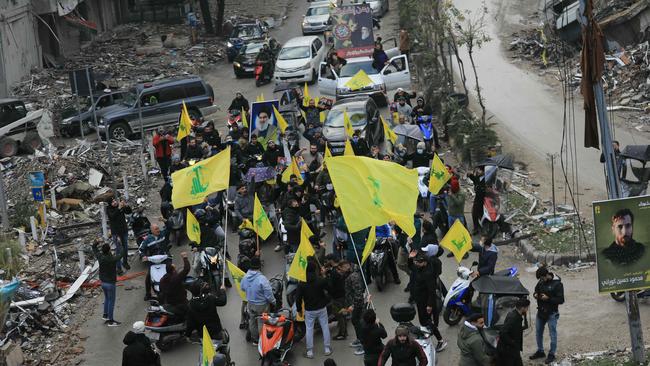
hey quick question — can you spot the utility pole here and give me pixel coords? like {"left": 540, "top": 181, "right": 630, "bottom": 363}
{"left": 578, "top": 0, "right": 645, "bottom": 362}
{"left": 547, "top": 153, "right": 557, "bottom": 217}
{"left": 0, "top": 171, "right": 9, "bottom": 231}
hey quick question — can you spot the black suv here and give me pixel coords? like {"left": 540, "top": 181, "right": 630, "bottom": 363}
{"left": 322, "top": 96, "right": 383, "bottom": 155}
{"left": 226, "top": 20, "right": 268, "bottom": 62}
{"left": 92, "top": 76, "right": 215, "bottom": 140}
{"left": 60, "top": 90, "right": 126, "bottom": 137}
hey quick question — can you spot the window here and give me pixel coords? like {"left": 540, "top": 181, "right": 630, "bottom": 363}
{"left": 112, "top": 93, "right": 123, "bottom": 101}
{"left": 324, "top": 107, "right": 367, "bottom": 127}
{"left": 0, "top": 103, "right": 27, "bottom": 126}
{"left": 96, "top": 96, "right": 111, "bottom": 109}
{"left": 313, "top": 38, "right": 323, "bottom": 51}
{"left": 306, "top": 6, "right": 330, "bottom": 16}
{"left": 278, "top": 46, "right": 311, "bottom": 60}
{"left": 158, "top": 86, "right": 186, "bottom": 103}
{"left": 141, "top": 92, "right": 160, "bottom": 106}
{"left": 339, "top": 60, "right": 379, "bottom": 77}
{"left": 185, "top": 82, "right": 206, "bottom": 98}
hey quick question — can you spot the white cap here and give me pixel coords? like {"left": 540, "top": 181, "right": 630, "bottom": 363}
{"left": 133, "top": 321, "right": 145, "bottom": 334}
{"left": 421, "top": 244, "right": 440, "bottom": 257}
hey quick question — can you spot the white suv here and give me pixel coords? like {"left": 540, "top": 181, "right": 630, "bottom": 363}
{"left": 274, "top": 36, "right": 327, "bottom": 84}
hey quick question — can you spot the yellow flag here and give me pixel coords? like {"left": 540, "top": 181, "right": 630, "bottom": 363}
{"left": 226, "top": 260, "right": 247, "bottom": 300}
{"left": 428, "top": 153, "right": 452, "bottom": 195}
{"left": 186, "top": 209, "right": 201, "bottom": 244}
{"left": 303, "top": 82, "right": 310, "bottom": 107}
{"left": 241, "top": 107, "right": 248, "bottom": 128}
{"left": 177, "top": 101, "right": 192, "bottom": 141}
{"left": 392, "top": 112, "right": 400, "bottom": 124}
{"left": 381, "top": 116, "right": 397, "bottom": 144}
{"left": 171, "top": 147, "right": 231, "bottom": 208}
{"left": 344, "top": 69, "right": 374, "bottom": 91}
{"left": 202, "top": 325, "right": 216, "bottom": 366}
{"left": 320, "top": 111, "right": 326, "bottom": 123}
{"left": 326, "top": 156, "right": 419, "bottom": 236}
{"left": 325, "top": 144, "right": 333, "bottom": 158}
{"left": 361, "top": 226, "right": 376, "bottom": 264}
{"left": 273, "top": 105, "right": 289, "bottom": 132}
{"left": 239, "top": 218, "right": 255, "bottom": 231}
{"left": 281, "top": 158, "right": 304, "bottom": 184}
{"left": 300, "top": 217, "right": 314, "bottom": 240}
{"left": 440, "top": 220, "right": 473, "bottom": 263}
{"left": 256, "top": 94, "right": 264, "bottom": 102}
{"left": 344, "top": 139, "right": 355, "bottom": 156}
{"left": 287, "top": 225, "right": 315, "bottom": 282}
{"left": 300, "top": 109, "right": 307, "bottom": 121}
{"left": 343, "top": 110, "right": 355, "bottom": 137}
{"left": 253, "top": 193, "right": 274, "bottom": 240}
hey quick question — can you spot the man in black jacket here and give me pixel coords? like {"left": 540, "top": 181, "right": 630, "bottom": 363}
{"left": 282, "top": 199, "right": 302, "bottom": 253}
{"left": 295, "top": 260, "right": 332, "bottom": 359}
{"left": 379, "top": 325, "right": 428, "bottom": 366}
{"left": 360, "top": 308, "right": 387, "bottom": 366}
{"left": 107, "top": 198, "right": 132, "bottom": 272}
{"left": 92, "top": 240, "right": 121, "bottom": 326}
{"left": 186, "top": 281, "right": 227, "bottom": 340}
{"left": 122, "top": 321, "right": 159, "bottom": 366}
{"left": 408, "top": 252, "right": 447, "bottom": 352}
{"left": 497, "top": 298, "right": 530, "bottom": 366}
{"left": 159, "top": 252, "right": 190, "bottom": 316}
{"left": 228, "top": 92, "right": 250, "bottom": 113}
{"left": 326, "top": 255, "right": 347, "bottom": 340}
{"left": 472, "top": 236, "right": 498, "bottom": 278}
{"left": 468, "top": 167, "right": 486, "bottom": 235}
{"left": 530, "top": 267, "right": 564, "bottom": 364}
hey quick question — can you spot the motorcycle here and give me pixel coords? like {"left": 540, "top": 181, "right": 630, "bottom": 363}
{"left": 255, "top": 60, "right": 273, "bottom": 87}
{"left": 416, "top": 115, "right": 436, "bottom": 152}
{"left": 611, "top": 289, "right": 650, "bottom": 302}
{"left": 196, "top": 329, "right": 234, "bottom": 366}
{"left": 258, "top": 309, "right": 296, "bottom": 366}
{"left": 196, "top": 247, "right": 228, "bottom": 293}
{"left": 227, "top": 109, "right": 243, "bottom": 130}
{"left": 147, "top": 254, "right": 170, "bottom": 296}
{"left": 316, "top": 184, "right": 337, "bottom": 225}
{"left": 369, "top": 237, "right": 398, "bottom": 292}
{"left": 130, "top": 208, "right": 152, "bottom": 246}
{"left": 166, "top": 205, "right": 185, "bottom": 247}
{"left": 481, "top": 187, "right": 513, "bottom": 240}
{"left": 390, "top": 303, "right": 437, "bottom": 365}
{"left": 442, "top": 262, "right": 520, "bottom": 326}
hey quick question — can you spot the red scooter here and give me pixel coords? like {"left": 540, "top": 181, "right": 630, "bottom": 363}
{"left": 258, "top": 310, "right": 295, "bottom": 366}
{"left": 255, "top": 60, "right": 273, "bottom": 87}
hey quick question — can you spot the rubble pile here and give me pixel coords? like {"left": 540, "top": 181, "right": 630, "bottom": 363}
{"left": 508, "top": 29, "right": 576, "bottom": 68}
{"left": 10, "top": 22, "right": 226, "bottom": 129}
{"left": 0, "top": 140, "right": 157, "bottom": 365}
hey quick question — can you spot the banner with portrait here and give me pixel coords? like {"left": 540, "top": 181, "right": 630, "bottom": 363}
{"left": 593, "top": 195, "right": 650, "bottom": 293}
{"left": 250, "top": 100, "right": 280, "bottom": 149}
{"left": 332, "top": 4, "right": 375, "bottom": 58}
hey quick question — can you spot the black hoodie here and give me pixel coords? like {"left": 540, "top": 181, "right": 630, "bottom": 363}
{"left": 295, "top": 269, "right": 330, "bottom": 311}
{"left": 122, "top": 331, "right": 158, "bottom": 366}
{"left": 186, "top": 289, "right": 228, "bottom": 338}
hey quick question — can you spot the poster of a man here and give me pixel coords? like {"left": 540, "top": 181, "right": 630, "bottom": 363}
{"left": 332, "top": 3, "right": 374, "bottom": 58}
{"left": 250, "top": 100, "right": 280, "bottom": 149}
{"left": 593, "top": 195, "right": 650, "bottom": 293}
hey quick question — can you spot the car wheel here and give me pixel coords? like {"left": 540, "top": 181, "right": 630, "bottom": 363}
{"left": 0, "top": 138, "right": 18, "bottom": 158}
{"left": 109, "top": 122, "right": 131, "bottom": 140}
{"left": 22, "top": 133, "right": 42, "bottom": 153}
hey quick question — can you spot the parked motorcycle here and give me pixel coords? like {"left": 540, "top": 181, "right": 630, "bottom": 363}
{"left": 258, "top": 309, "right": 296, "bottom": 366}
{"left": 369, "top": 237, "right": 398, "bottom": 292}
{"left": 255, "top": 60, "right": 273, "bottom": 87}
{"left": 167, "top": 206, "right": 185, "bottom": 247}
{"left": 196, "top": 247, "right": 228, "bottom": 293}
{"left": 390, "top": 303, "right": 437, "bottom": 365}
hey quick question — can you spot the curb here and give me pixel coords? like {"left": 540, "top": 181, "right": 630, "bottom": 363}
{"left": 515, "top": 237, "right": 595, "bottom": 266}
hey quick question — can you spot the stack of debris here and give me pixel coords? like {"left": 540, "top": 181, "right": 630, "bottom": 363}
{"left": 509, "top": 28, "right": 576, "bottom": 68}
{"left": 0, "top": 139, "right": 157, "bottom": 365}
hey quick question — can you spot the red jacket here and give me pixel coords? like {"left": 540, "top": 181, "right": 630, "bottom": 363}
{"left": 152, "top": 134, "right": 174, "bottom": 158}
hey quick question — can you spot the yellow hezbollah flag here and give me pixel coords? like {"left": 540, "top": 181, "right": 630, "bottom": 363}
{"left": 186, "top": 209, "right": 201, "bottom": 244}
{"left": 440, "top": 219, "right": 473, "bottom": 263}
{"left": 361, "top": 226, "right": 377, "bottom": 264}
{"left": 392, "top": 112, "right": 400, "bottom": 124}
{"left": 344, "top": 139, "right": 355, "bottom": 156}
{"left": 345, "top": 69, "right": 374, "bottom": 91}
{"left": 326, "top": 156, "right": 419, "bottom": 236}
{"left": 171, "top": 147, "right": 231, "bottom": 208}
{"left": 281, "top": 158, "right": 304, "bottom": 184}
{"left": 272, "top": 105, "right": 289, "bottom": 132}
{"left": 256, "top": 93, "right": 264, "bottom": 102}
{"left": 428, "top": 153, "right": 451, "bottom": 195}
{"left": 202, "top": 325, "right": 216, "bottom": 366}
{"left": 343, "top": 110, "right": 355, "bottom": 138}
{"left": 226, "top": 260, "right": 247, "bottom": 300}
{"left": 287, "top": 223, "right": 315, "bottom": 282}
{"left": 241, "top": 107, "right": 248, "bottom": 128}
{"left": 320, "top": 111, "right": 326, "bottom": 123}
{"left": 177, "top": 101, "right": 193, "bottom": 141}
{"left": 239, "top": 218, "right": 255, "bottom": 231}
{"left": 381, "top": 116, "right": 397, "bottom": 144}
{"left": 303, "top": 82, "right": 310, "bottom": 107}
{"left": 254, "top": 193, "right": 274, "bottom": 240}
{"left": 325, "top": 144, "right": 333, "bottom": 158}
{"left": 301, "top": 217, "right": 314, "bottom": 239}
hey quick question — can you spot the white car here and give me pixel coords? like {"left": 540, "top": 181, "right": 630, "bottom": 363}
{"left": 302, "top": 3, "right": 333, "bottom": 35}
{"left": 274, "top": 36, "right": 327, "bottom": 84}
{"left": 352, "top": 0, "right": 389, "bottom": 17}
{"left": 317, "top": 53, "right": 410, "bottom": 106}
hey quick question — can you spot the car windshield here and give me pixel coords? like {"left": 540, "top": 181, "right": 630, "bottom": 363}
{"left": 306, "top": 7, "right": 330, "bottom": 16}
{"left": 232, "top": 25, "right": 262, "bottom": 38}
{"left": 339, "top": 60, "right": 379, "bottom": 77}
{"left": 324, "top": 108, "right": 366, "bottom": 127}
{"left": 122, "top": 89, "right": 137, "bottom": 107}
{"left": 278, "top": 46, "right": 311, "bottom": 60}
{"left": 243, "top": 43, "right": 264, "bottom": 55}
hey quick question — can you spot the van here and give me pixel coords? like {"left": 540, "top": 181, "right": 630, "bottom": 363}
{"left": 274, "top": 36, "right": 328, "bottom": 84}
{"left": 322, "top": 96, "right": 383, "bottom": 155}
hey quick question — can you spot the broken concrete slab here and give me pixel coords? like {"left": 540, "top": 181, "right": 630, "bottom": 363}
{"left": 88, "top": 168, "right": 103, "bottom": 187}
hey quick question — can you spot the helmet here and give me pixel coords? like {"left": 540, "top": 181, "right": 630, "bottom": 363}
{"left": 193, "top": 209, "right": 206, "bottom": 220}
{"left": 416, "top": 142, "right": 425, "bottom": 150}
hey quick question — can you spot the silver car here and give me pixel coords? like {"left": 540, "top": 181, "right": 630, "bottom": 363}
{"left": 302, "top": 3, "right": 332, "bottom": 35}
{"left": 352, "top": 0, "right": 389, "bottom": 17}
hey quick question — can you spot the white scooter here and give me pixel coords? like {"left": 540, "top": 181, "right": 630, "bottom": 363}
{"left": 390, "top": 303, "right": 437, "bottom": 365}
{"left": 147, "top": 254, "right": 170, "bottom": 295}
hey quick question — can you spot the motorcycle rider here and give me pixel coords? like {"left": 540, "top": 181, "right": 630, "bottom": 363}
{"left": 351, "top": 131, "right": 370, "bottom": 157}
{"left": 393, "top": 88, "right": 417, "bottom": 106}
{"left": 262, "top": 140, "right": 282, "bottom": 167}
{"left": 467, "top": 167, "right": 486, "bottom": 235}
{"left": 202, "top": 122, "right": 222, "bottom": 155}
{"left": 300, "top": 98, "right": 322, "bottom": 126}
{"left": 471, "top": 236, "right": 498, "bottom": 278}
{"left": 122, "top": 321, "right": 159, "bottom": 366}
{"left": 185, "top": 137, "right": 205, "bottom": 161}
{"left": 255, "top": 43, "right": 275, "bottom": 80}
{"left": 412, "top": 96, "right": 432, "bottom": 117}
{"left": 233, "top": 183, "right": 254, "bottom": 229}
{"left": 246, "top": 134, "right": 265, "bottom": 156}
{"left": 228, "top": 92, "right": 250, "bottom": 113}
{"left": 281, "top": 198, "right": 302, "bottom": 253}
{"left": 530, "top": 266, "right": 564, "bottom": 364}
{"left": 159, "top": 252, "right": 191, "bottom": 316}
{"left": 107, "top": 198, "right": 132, "bottom": 273}
{"left": 403, "top": 142, "right": 433, "bottom": 168}
{"left": 375, "top": 223, "right": 400, "bottom": 285}
{"left": 240, "top": 257, "right": 276, "bottom": 345}
{"left": 395, "top": 97, "right": 413, "bottom": 121}
{"left": 378, "top": 325, "right": 428, "bottom": 366}
{"left": 185, "top": 281, "right": 228, "bottom": 341}
{"left": 140, "top": 224, "right": 170, "bottom": 301}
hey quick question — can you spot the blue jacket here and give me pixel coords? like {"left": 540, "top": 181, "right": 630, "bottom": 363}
{"left": 478, "top": 244, "right": 498, "bottom": 276}
{"left": 376, "top": 224, "right": 392, "bottom": 238}
{"left": 240, "top": 270, "right": 275, "bottom": 306}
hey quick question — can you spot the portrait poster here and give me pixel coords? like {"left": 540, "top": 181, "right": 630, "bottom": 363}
{"left": 332, "top": 4, "right": 375, "bottom": 58}
{"left": 593, "top": 195, "right": 650, "bottom": 293}
{"left": 250, "top": 100, "right": 280, "bottom": 149}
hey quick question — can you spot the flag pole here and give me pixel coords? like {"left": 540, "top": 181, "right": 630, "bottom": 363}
{"left": 222, "top": 196, "right": 228, "bottom": 287}
{"left": 349, "top": 234, "right": 375, "bottom": 309}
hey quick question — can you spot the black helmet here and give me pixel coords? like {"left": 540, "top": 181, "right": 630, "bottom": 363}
{"left": 193, "top": 209, "right": 207, "bottom": 220}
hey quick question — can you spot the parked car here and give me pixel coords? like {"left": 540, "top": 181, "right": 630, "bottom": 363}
{"left": 59, "top": 90, "right": 126, "bottom": 137}
{"left": 322, "top": 96, "right": 383, "bottom": 155}
{"left": 226, "top": 20, "right": 268, "bottom": 62}
{"left": 274, "top": 36, "right": 328, "bottom": 84}
{"left": 302, "top": 3, "right": 333, "bottom": 35}
{"left": 352, "top": 0, "right": 389, "bottom": 17}
{"left": 92, "top": 76, "right": 216, "bottom": 140}
{"left": 0, "top": 98, "right": 43, "bottom": 157}
{"left": 318, "top": 53, "right": 410, "bottom": 106}
{"left": 233, "top": 39, "right": 281, "bottom": 78}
